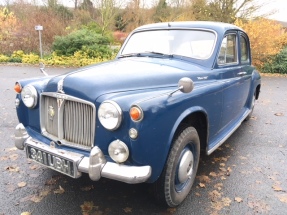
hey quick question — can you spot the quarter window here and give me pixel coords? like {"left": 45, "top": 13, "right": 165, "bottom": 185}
{"left": 217, "top": 34, "right": 237, "bottom": 65}
{"left": 240, "top": 35, "right": 249, "bottom": 62}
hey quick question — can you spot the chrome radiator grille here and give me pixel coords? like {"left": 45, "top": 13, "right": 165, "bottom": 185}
{"left": 40, "top": 93, "right": 96, "bottom": 150}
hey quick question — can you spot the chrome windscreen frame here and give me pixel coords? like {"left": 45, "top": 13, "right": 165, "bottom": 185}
{"left": 40, "top": 92, "right": 96, "bottom": 151}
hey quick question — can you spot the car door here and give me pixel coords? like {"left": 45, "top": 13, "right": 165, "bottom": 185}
{"left": 217, "top": 31, "right": 251, "bottom": 129}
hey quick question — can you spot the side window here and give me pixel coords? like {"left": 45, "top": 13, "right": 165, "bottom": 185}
{"left": 217, "top": 34, "right": 237, "bottom": 65}
{"left": 240, "top": 35, "right": 249, "bottom": 62}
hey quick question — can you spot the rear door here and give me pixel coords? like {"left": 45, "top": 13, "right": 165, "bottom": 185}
{"left": 217, "top": 31, "right": 251, "bottom": 129}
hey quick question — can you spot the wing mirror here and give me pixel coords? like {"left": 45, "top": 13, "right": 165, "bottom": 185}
{"left": 178, "top": 77, "right": 194, "bottom": 93}
{"left": 169, "top": 77, "right": 194, "bottom": 96}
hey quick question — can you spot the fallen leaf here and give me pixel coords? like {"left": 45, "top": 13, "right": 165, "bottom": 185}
{"left": 276, "top": 194, "right": 287, "bottom": 203}
{"left": 274, "top": 113, "right": 283, "bottom": 116}
{"left": 248, "top": 200, "right": 271, "bottom": 212}
{"left": 80, "top": 185, "right": 94, "bottom": 191}
{"left": 222, "top": 197, "right": 232, "bottom": 206}
{"left": 214, "top": 183, "right": 223, "bottom": 190}
{"left": 45, "top": 176, "right": 61, "bottom": 185}
{"left": 235, "top": 197, "right": 243, "bottom": 203}
{"left": 29, "top": 165, "right": 38, "bottom": 170}
{"left": 6, "top": 166, "right": 20, "bottom": 172}
{"left": 30, "top": 195, "right": 43, "bottom": 203}
{"left": 54, "top": 185, "right": 65, "bottom": 194}
{"left": 9, "top": 154, "right": 19, "bottom": 161}
{"left": 219, "top": 167, "right": 227, "bottom": 172}
{"left": 80, "top": 201, "right": 94, "bottom": 214}
{"left": 209, "top": 190, "right": 221, "bottom": 202}
{"left": 220, "top": 163, "right": 225, "bottom": 167}
{"left": 7, "top": 147, "right": 18, "bottom": 152}
{"left": 18, "top": 182, "right": 27, "bottom": 188}
{"left": 0, "top": 156, "right": 9, "bottom": 161}
{"left": 20, "top": 212, "right": 31, "bottom": 215}
{"left": 167, "top": 207, "right": 176, "bottom": 213}
{"left": 272, "top": 184, "right": 282, "bottom": 192}
{"left": 123, "top": 207, "right": 132, "bottom": 213}
{"left": 211, "top": 201, "right": 224, "bottom": 211}
{"left": 239, "top": 156, "right": 247, "bottom": 160}
{"left": 209, "top": 172, "right": 217, "bottom": 177}
{"left": 199, "top": 183, "right": 205, "bottom": 188}
{"left": 197, "top": 175, "right": 211, "bottom": 183}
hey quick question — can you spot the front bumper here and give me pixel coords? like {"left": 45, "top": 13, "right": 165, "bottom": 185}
{"left": 15, "top": 123, "right": 152, "bottom": 184}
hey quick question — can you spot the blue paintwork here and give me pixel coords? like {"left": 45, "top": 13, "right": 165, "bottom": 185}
{"left": 15, "top": 21, "right": 261, "bottom": 183}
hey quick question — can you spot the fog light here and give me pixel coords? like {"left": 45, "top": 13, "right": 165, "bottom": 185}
{"left": 108, "top": 140, "right": 129, "bottom": 163}
{"left": 129, "top": 128, "right": 138, "bottom": 139}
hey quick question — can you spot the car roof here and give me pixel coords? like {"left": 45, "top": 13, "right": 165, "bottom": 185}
{"left": 135, "top": 21, "right": 243, "bottom": 33}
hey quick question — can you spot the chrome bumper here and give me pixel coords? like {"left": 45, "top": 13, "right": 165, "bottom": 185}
{"left": 14, "top": 123, "right": 152, "bottom": 184}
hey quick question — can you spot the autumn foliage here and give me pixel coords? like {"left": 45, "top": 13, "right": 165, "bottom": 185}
{"left": 235, "top": 18, "right": 287, "bottom": 69}
{"left": 0, "top": 8, "right": 19, "bottom": 52}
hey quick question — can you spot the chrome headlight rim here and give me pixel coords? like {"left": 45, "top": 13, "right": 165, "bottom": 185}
{"left": 21, "top": 85, "right": 38, "bottom": 108}
{"left": 98, "top": 100, "right": 122, "bottom": 131}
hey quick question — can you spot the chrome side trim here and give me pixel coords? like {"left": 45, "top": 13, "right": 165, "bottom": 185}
{"left": 207, "top": 109, "right": 250, "bottom": 155}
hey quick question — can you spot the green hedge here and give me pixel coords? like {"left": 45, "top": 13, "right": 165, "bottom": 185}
{"left": 262, "top": 46, "right": 287, "bottom": 74}
{"left": 52, "top": 28, "right": 113, "bottom": 59}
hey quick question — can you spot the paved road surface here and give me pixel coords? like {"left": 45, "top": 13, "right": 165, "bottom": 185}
{"left": 0, "top": 64, "right": 286, "bottom": 215}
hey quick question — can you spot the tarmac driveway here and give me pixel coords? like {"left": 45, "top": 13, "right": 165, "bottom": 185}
{"left": 0, "top": 64, "right": 286, "bottom": 215}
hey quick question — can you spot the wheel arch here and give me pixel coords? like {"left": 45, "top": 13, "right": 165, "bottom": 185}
{"left": 168, "top": 107, "right": 209, "bottom": 156}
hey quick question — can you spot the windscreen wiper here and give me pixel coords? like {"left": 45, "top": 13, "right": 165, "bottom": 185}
{"left": 118, "top": 52, "right": 174, "bottom": 59}
{"left": 143, "top": 51, "right": 174, "bottom": 58}
{"left": 118, "top": 53, "right": 143, "bottom": 58}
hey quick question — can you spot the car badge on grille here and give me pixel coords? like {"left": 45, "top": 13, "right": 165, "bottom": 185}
{"left": 48, "top": 106, "right": 55, "bottom": 120}
{"left": 57, "top": 98, "right": 64, "bottom": 109}
{"left": 57, "top": 79, "right": 64, "bottom": 93}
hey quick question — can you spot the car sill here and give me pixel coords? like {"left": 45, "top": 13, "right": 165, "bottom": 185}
{"left": 207, "top": 109, "right": 251, "bottom": 155}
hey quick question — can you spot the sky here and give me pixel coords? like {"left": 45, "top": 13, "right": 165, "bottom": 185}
{"left": 262, "top": 0, "right": 287, "bottom": 22}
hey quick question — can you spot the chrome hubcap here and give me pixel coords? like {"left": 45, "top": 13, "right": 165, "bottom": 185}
{"left": 178, "top": 150, "right": 194, "bottom": 183}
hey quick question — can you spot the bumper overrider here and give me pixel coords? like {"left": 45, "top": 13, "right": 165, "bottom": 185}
{"left": 15, "top": 123, "right": 152, "bottom": 184}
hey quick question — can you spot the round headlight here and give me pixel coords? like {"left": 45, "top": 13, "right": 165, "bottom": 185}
{"left": 108, "top": 140, "right": 129, "bottom": 163}
{"left": 98, "top": 101, "right": 122, "bottom": 130}
{"left": 21, "top": 85, "right": 38, "bottom": 108}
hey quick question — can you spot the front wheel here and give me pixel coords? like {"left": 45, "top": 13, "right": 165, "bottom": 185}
{"left": 153, "top": 126, "right": 200, "bottom": 207}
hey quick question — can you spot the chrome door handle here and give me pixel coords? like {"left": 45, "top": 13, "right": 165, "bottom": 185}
{"left": 237, "top": 72, "right": 247, "bottom": 76}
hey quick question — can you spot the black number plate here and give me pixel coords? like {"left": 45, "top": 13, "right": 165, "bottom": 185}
{"left": 26, "top": 145, "right": 75, "bottom": 177}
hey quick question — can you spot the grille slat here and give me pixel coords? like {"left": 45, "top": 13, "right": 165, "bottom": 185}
{"left": 41, "top": 94, "right": 95, "bottom": 150}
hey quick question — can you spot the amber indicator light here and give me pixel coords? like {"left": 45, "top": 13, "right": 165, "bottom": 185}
{"left": 130, "top": 106, "right": 142, "bottom": 121}
{"left": 14, "top": 83, "right": 22, "bottom": 93}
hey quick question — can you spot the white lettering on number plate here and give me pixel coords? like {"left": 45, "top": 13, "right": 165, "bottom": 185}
{"left": 28, "top": 146, "right": 74, "bottom": 177}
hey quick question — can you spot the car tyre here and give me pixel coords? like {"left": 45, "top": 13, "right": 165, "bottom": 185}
{"left": 245, "top": 93, "right": 256, "bottom": 121}
{"left": 152, "top": 126, "right": 200, "bottom": 207}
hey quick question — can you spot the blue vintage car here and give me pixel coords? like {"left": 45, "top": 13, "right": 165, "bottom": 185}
{"left": 14, "top": 21, "right": 261, "bottom": 207}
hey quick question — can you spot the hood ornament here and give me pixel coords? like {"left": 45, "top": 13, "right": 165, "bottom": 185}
{"left": 57, "top": 79, "right": 65, "bottom": 94}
